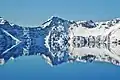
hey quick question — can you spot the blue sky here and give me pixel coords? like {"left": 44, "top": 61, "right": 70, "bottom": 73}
{"left": 0, "top": 0, "right": 120, "bottom": 26}
{"left": 0, "top": 0, "right": 120, "bottom": 80}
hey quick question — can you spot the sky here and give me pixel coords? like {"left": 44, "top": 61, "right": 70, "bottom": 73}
{"left": 0, "top": 0, "right": 120, "bottom": 80}
{"left": 0, "top": 0, "right": 120, "bottom": 26}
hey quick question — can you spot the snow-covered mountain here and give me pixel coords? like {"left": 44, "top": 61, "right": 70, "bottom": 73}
{"left": 0, "top": 16, "right": 120, "bottom": 66}
{"left": 68, "top": 17, "right": 120, "bottom": 66}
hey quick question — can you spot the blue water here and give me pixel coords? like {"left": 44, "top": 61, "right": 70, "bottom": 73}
{"left": 0, "top": 56, "right": 120, "bottom": 80}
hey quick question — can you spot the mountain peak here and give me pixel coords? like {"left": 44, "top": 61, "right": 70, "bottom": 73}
{"left": 42, "top": 16, "right": 69, "bottom": 28}
{"left": 0, "top": 17, "right": 9, "bottom": 25}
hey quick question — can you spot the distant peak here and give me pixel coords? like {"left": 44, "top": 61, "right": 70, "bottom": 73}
{"left": 0, "top": 17, "right": 16, "bottom": 26}
{"left": 0, "top": 17, "right": 6, "bottom": 24}
{"left": 47, "top": 16, "right": 66, "bottom": 21}
{"left": 42, "top": 16, "right": 68, "bottom": 28}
